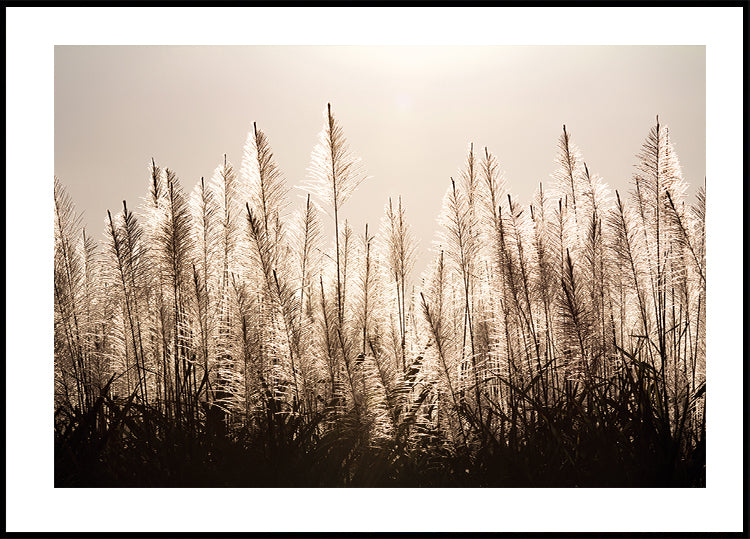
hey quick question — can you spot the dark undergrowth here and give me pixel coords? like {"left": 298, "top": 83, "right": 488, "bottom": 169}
{"left": 55, "top": 374, "right": 705, "bottom": 488}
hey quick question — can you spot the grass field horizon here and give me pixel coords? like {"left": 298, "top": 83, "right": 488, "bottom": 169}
{"left": 54, "top": 103, "right": 705, "bottom": 487}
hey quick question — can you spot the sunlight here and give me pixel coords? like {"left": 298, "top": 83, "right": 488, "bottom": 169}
{"left": 395, "top": 92, "right": 413, "bottom": 111}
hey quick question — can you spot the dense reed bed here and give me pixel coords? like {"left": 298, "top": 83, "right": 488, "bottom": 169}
{"left": 54, "top": 105, "right": 705, "bottom": 487}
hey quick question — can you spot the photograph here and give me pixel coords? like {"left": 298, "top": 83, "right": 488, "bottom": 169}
{"left": 53, "top": 44, "right": 707, "bottom": 489}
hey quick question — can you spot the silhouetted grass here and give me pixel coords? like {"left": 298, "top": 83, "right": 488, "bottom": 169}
{"left": 55, "top": 369, "right": 705, "bottom": 488}
{"left": 54, "top": 109, "right": 705, "bottom": 489}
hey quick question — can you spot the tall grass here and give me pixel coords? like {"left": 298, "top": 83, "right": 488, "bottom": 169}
{"left": 54, "top": 107, "right": 706, "bottom": 487}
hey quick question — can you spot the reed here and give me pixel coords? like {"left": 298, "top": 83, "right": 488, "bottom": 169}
{"left": 54, "top": 109, "right": 705, "bottom": 487}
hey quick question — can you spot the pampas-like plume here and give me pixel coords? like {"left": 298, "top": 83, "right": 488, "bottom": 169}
{"left": 242, "top": 122, "right": 299, "bottom": 407}
{"left": 632, "top": 118, "right": 688, "bottom": 422}
{"left": 245, "top": 202, "right": 302, "bottom": 408}
{"left": 607, "top": 190, "right": 651, "bottom": 342}
{"left": 479, "top": 147, "right": 507, "bottom": 236}
{"left": 54, "top": 178, "right": 92, "bottom": 412}
{"left": 439, "top": 179, "right": 480, "bottom": 293}
{"left": 105, "top": 201, "right": 150, "bottom": 402}
{"left": 665, "top": 190, "right": 705, "bottom": 285}
{"left": 209, "top": 156, "right": 242, "bottom": 282}
{"left": 189, "top": 177, "right": 219, "bottom": 402}
{"left": 530, "top": 183, "right": 559, "bottom": 363}
{"left": 632, "top": 119, "right": 688, "bottom": 294}
{"left": 459, "top": 143, "right": 480, "bottom": 213}
{"left": 242, "top": 122, "right": 289, "bottom": 242}
{"left": 558, "top": 248, "right": 592, "bottom": 385}
{"left": 287, "top": 194, "right": 325, "bottom": 413}
{"left": 438, "top": 170, "right": 482, "bottom": 422}
{"left": 80, "top": 228, "right": 108, "bottom": 398}
{"left": 358, "top": 223, "right": 376, "bottom": 358}
{"left": 553, "top": 125, "right": 585, "bottom": 230}
{"left": 380, "top": 196, "right": 418, "bottom": 373}
{"left": 291, "top": 194, "right": 323, "bottom": 319}
{"left": 579, "top": 164, "right": 612, "bottom": 376}
{"left": 420, "top": 251, "right": 468, "bottom": 446}
{"left": 351, "top": 223, "right": 383, "bottom": 433}
{"left": 150, "top": 168, "right": 196, "bottom": 423}
{"left": 204, "top": 156, "right": 243, "bottom": 417}
{"left": 299, "top": 103, "right": 369, "bottom": 328}
{"left": 504, "top": 194, "right": 540, "bottom": 356}
{"left": 300, "top": 104, "right": 369, "bottom": 214}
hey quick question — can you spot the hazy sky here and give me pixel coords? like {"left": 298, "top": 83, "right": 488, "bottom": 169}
{"left": 55, "top": 45, "right": 705, "bottom": 277}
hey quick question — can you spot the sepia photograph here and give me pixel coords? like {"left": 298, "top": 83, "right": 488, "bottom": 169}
{"left": 53, "top": 44, "right": 707, "bottom": 489}
{"left": 6, "top": 6, "right": 744, "bottom": 535}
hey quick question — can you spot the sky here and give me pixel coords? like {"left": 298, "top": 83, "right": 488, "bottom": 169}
{"left": 55, "top": 45, "right": 705, "bottom": 279}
